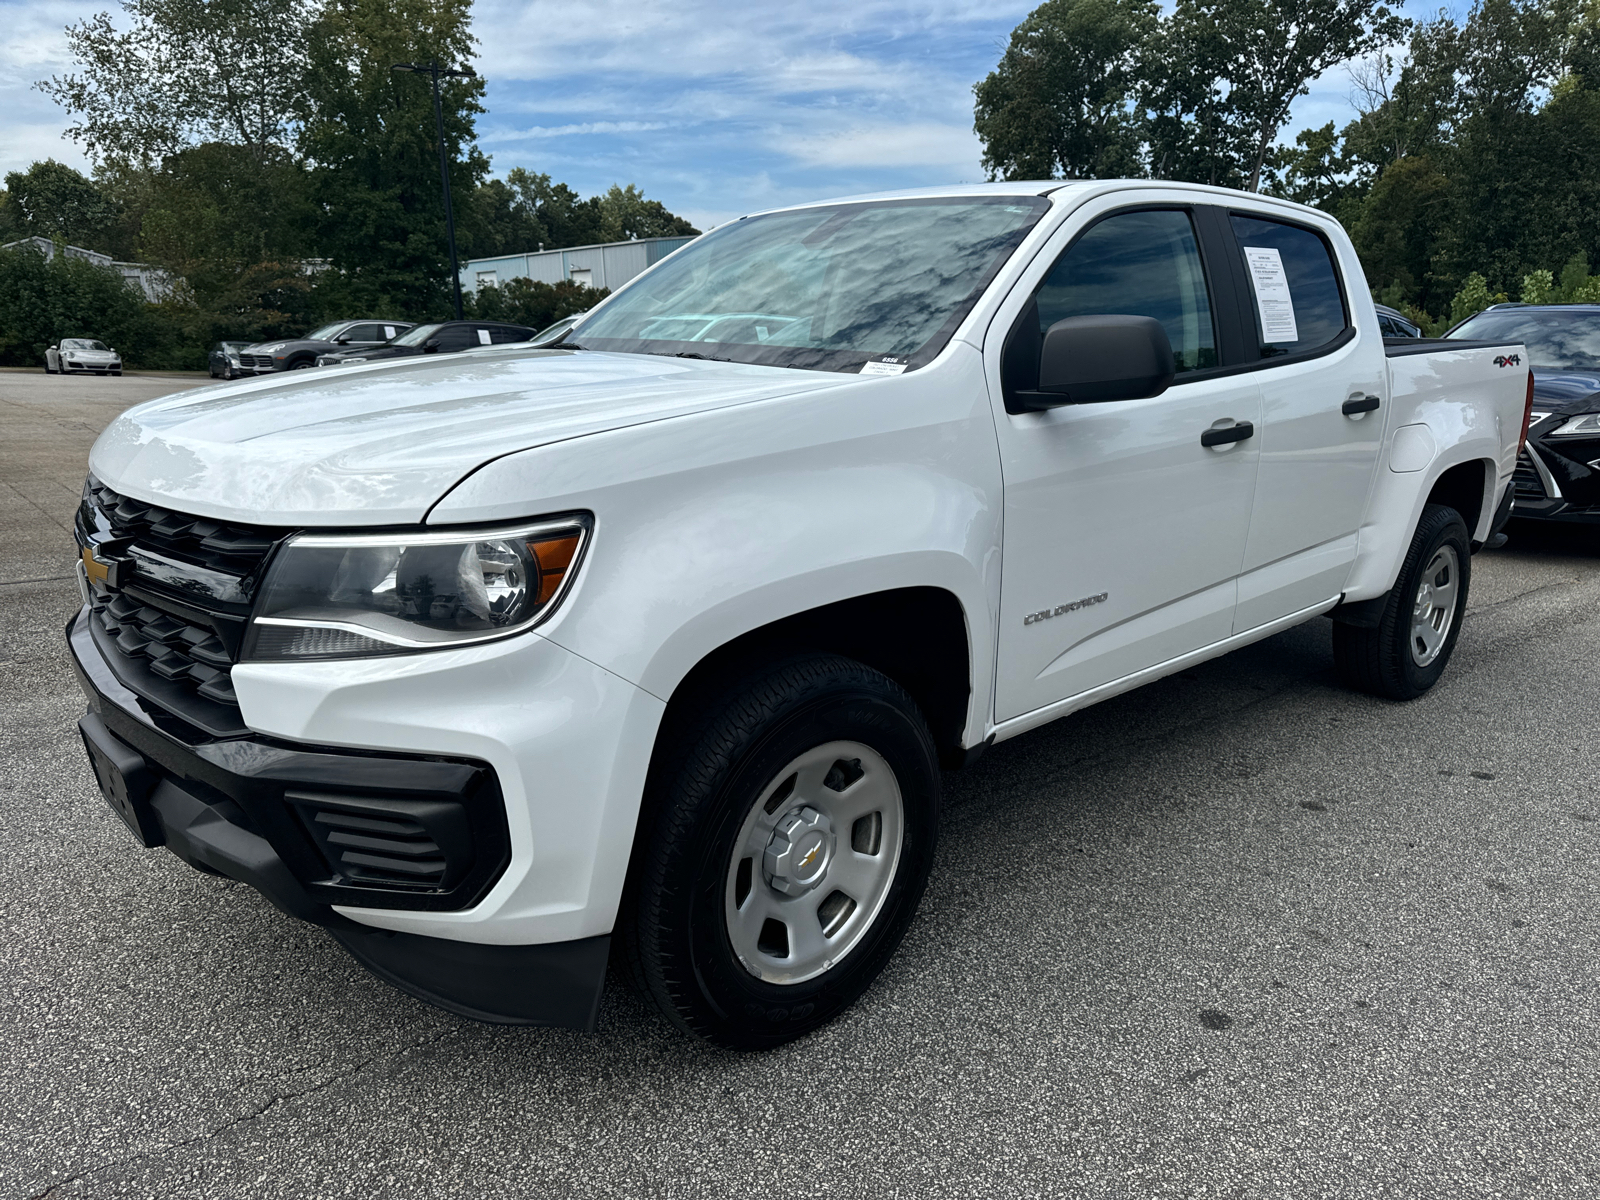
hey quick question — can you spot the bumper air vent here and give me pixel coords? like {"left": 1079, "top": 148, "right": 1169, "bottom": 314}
{"left": 1512, "top": 451, "right": 1546, "bottom": 501}
{"left": 289, "top": 792, "right": 476, "bottom": 893}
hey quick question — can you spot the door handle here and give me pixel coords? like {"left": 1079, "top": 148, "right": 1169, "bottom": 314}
{"left": 1200, "top": 421, "right": 1254, "bottom": 447}
{"left": 1343, "top": 393, "right": 1381, "bottom": 416}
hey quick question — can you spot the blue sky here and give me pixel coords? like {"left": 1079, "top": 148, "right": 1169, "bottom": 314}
{"left": 2, "top": 0, "right": 1465, "bottom": 232}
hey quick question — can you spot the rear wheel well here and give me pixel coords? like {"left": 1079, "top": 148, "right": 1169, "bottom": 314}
{"left": 1426, "top": 460, "right": 1489, "bottom": 541}
{"left": 655, "top": 587, "right": 974, "bottom": 770}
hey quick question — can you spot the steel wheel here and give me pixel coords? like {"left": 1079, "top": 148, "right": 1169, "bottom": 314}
{"left": 724, "top": 739, "right": 904, "bottom": 985}
{"left": 1410, "top": 544, "right": 1459, "bottom": 666}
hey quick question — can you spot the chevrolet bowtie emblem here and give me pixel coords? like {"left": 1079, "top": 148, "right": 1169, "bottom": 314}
{"left": 81, "top": 543, "right": 132, "bottom": 589}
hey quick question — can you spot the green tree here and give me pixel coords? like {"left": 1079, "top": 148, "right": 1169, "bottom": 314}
{"left": 469, "top": 278, "right": 606, "bottom": 330}
{"left": 1, "top": 160, "right": 118, "bottom": 248}
{"left": 973, "top": 0, "right": 1158, "bottom": 180}
{"left": 1160, "top": 0, "right": 1409, "bottom": 192}
{"left": 296, "top": 0, "right": 488, "bottom": 317}
{"left": 38, "top": 0, "right": 314, "bottom": 165}
{"left": 595, "top": 184, "right": 699, "bottom": 242}
{"left": 0, "top": 241, "right": 149, "bottom": 365}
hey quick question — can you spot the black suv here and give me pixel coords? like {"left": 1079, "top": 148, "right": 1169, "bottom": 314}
{"left": 239, "top": 320, "right": 413, "bottom": 374}
{"left": 316, "top": 321, "right": 537, "bottom": 366}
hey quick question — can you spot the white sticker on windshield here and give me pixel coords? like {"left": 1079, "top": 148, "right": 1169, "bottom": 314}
{"left": 477, "top": 328, "right": 493, "bottom": 345}
{"left": 1242, "top": 246, "right": 1299, "bottom": 343}
{"left": 860, "top": 357, "right": 909, "bottom": 376}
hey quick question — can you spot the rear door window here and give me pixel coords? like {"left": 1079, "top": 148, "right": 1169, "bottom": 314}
{"left": 1229, "top": 215, "right": 1347, "bottom": 357}
{"left": 345, "top": 324, "right": 386, "bottom": 343}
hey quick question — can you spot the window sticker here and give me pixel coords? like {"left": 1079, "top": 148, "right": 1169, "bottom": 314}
{"left": 860, "top": 355, "right": 909, "bottom": 376}
{"left": 1242, "top": 246, "right": 1299, "bottom": 343}
{"left": 477, "top": 328, "right": 493, "bottom": 345}
{"left": 384, "top": 326, "right": 396, "bottom": 339}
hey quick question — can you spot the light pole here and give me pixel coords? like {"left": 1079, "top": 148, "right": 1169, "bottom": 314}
{"left": 392, "top": 60, "right": 476, "bottom": 320}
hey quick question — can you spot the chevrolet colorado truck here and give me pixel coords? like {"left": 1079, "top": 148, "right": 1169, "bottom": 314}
{"left": 68, "top": 181, "right": 1532, "bottom": 1049}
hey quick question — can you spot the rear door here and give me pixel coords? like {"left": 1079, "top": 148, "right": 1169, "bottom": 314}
{"left": 988, "top": 198, "right": 1264, "bottom": 722}
{"left": 1219, "top": 211, "right": 1388, "bottom": 631}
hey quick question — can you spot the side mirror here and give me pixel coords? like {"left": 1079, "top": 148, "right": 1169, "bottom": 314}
{"left": 423, "top": 339, "right": 440, "bottom": 351}
{"left": 334, "top": 335, "right": 350, "bottom": 344}
{"left": 1014, "top": 315, "right": 1176, "bottom": 412}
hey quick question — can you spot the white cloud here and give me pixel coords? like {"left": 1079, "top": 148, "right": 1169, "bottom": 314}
{"left": 785, "top": 121, "right": 981, "bottom": 171}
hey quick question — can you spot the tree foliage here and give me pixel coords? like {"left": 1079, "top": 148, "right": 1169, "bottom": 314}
{"left": 11, "top": 0, "right": 697, "bottom": 367}
{"left": 977, "top": 0, "right": 1600, "bottom": 329}
{"left": 1, "top": 160, "right": 118, "bottom": 247}
{"left": 973, "top": 0, "right": 1157, "bottom": 180}
{"left": 468, "top": 277, "right": 607, "bottom": 331}
{"left": 39, "top": 0, "right": 315, "bottom": 164}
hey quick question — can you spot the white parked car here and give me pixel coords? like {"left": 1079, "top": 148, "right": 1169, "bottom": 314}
{"left": 46, "top": 338, "right": 122, "bottom": 375}
{"left": 68, "top": 181, "right": 1531, "bottom": 1049}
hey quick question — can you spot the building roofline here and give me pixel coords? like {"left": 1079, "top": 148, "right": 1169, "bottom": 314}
{"left": 464, "top": 234, "right": 696, "bottom": 266}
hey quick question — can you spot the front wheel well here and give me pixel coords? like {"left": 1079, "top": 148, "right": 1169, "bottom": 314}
{"left": 1426, "top": 460, "right": 1490, "bottom": 542}
{"left": 656, "top": 587, "right": 974, "bottom": 769}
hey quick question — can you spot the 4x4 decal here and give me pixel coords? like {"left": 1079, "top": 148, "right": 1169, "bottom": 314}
{"left": 1494, "top": 353, "right": 1522, "bottom": 367}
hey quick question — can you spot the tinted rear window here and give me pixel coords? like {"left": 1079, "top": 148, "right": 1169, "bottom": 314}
{"left": 1230, "top": 215, "right": 1347, "bottom": 357}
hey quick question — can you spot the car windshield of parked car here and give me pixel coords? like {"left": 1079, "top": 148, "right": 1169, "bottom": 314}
{"left": 62, "top": 339, "right": 107, "bottom": 351}
{"left": 391, "top": 324, "right": 443, "bottom": 347}
{"left": 1448, "top": 309, "right": 1600, "bottom": 371}
{"left": 571, "top": 196, "right": 1050, "bottom": 373}
{"left": 303, "top": 323, "right": 346, "bottom": 342}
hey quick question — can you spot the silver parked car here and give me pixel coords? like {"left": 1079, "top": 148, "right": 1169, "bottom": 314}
{"left": 45, "top": 338, "right": 122, "bottom": 376}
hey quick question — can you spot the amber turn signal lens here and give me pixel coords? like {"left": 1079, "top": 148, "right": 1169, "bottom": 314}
{"left": 530, "top": 534, "right": 581, "bottom": 604}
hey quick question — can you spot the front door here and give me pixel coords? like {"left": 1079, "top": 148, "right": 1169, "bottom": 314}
{"left": 991, "top": 204, "right": 1263, "bottom": 723}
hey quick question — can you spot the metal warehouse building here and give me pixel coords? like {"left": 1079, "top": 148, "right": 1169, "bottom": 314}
{"left": 460, "top": 235, "right": 696, "bottom": 295}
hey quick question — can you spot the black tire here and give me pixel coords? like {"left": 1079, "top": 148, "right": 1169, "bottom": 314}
{"left": 619, "top": 654, "right": 940, "bottom": 1050}
{"left": 1333, "top": 503, "right": 1471, "bottom": 700}
{"left": 111, "top": 370, "right": 121, "bottom": 377}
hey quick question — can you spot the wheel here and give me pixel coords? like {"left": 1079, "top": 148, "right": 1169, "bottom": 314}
{"left": 291, "top": 360, "right": 313, "bottom": 370}
{"left": 620, "top": 654, "right": 940, "bottom": 1049}
{"left": 1333, "top": 503, "right": 1471, "bottom": 700}
{"left": 111, "top": 370, "right": 121, "bottom": 377}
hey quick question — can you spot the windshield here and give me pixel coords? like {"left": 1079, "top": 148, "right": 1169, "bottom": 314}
{"left": 391, "top": 323, "right": 443, "bottom": 347}
{"left": 572, "top": 196, "right": 1050, "bottom": 373}
{"left": 304, "top": 323, "right": 346, "bottom": 342}
{"left": 1448, "top": 309, "right": 1600, "bottom": 371}
{"left": 62, "top": 339, "right": 107, "bottom": 350}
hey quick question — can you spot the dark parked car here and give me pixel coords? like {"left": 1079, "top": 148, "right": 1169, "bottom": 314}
{"left": 239, "top": 320, "right": 412, "bottom": 374}
{"left": 315, "top": 321, "right": 537, "bottom": 366}
{"left": 1376, "top": 303, "right": 1421, "bottom": 338}
{"left": 1445, "top": 304, "right": 1600, "bottom": 525}
{"left": 208, "top": 340, "right": 252, "bottom": 380}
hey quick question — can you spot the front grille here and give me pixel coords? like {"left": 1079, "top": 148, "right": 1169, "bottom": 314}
{"left": 1513, "top": 450, "right": 1546, "bottom": 501}
{"left": 289, "top": 791, "right": 475, "bottom": 893}
{"left": 77, "top": 477, "right": 290, "bottom": 738}
{"left": 240, "top": 353, "right": 277, "bottom": 370}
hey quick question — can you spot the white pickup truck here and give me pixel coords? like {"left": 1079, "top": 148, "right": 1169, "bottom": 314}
{"left": 69, "top": 181, "right": 1532, "bottom": 1049}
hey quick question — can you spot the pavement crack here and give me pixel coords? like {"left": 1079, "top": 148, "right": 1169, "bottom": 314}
{"left": 23, "top": 1028, "right": 455, "bottom": 1196}
{"left": 1465, "top": 577, "right": 1587, "bottom": 619}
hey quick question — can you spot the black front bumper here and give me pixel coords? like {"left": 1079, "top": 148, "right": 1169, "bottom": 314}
{"left": 67, "top": 609, "right": 610, "bottom": 1031}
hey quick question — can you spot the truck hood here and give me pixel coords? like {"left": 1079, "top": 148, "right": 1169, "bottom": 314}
{"left": 90, "top": 349, "right": 845, "bottom": 526}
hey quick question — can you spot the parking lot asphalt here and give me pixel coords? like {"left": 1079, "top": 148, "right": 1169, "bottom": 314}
{"left": 3, "top": 371, "right": 1597, "bottom": 1198}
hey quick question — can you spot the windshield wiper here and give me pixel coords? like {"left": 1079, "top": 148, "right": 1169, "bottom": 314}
{"left": 673, "top": 351, "right": 735, "bottom": 362}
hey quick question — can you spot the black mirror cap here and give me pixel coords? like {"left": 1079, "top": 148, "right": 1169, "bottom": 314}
{"left": 1021, "top": 315, "right": 1176, "bottom": 410}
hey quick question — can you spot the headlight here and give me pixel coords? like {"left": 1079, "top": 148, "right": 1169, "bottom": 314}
{"left": 1550, "top": 412, "right": 1600, "bottom": 437}
{"left": 242, "top": 516, "right": 591, "bottom": 661}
